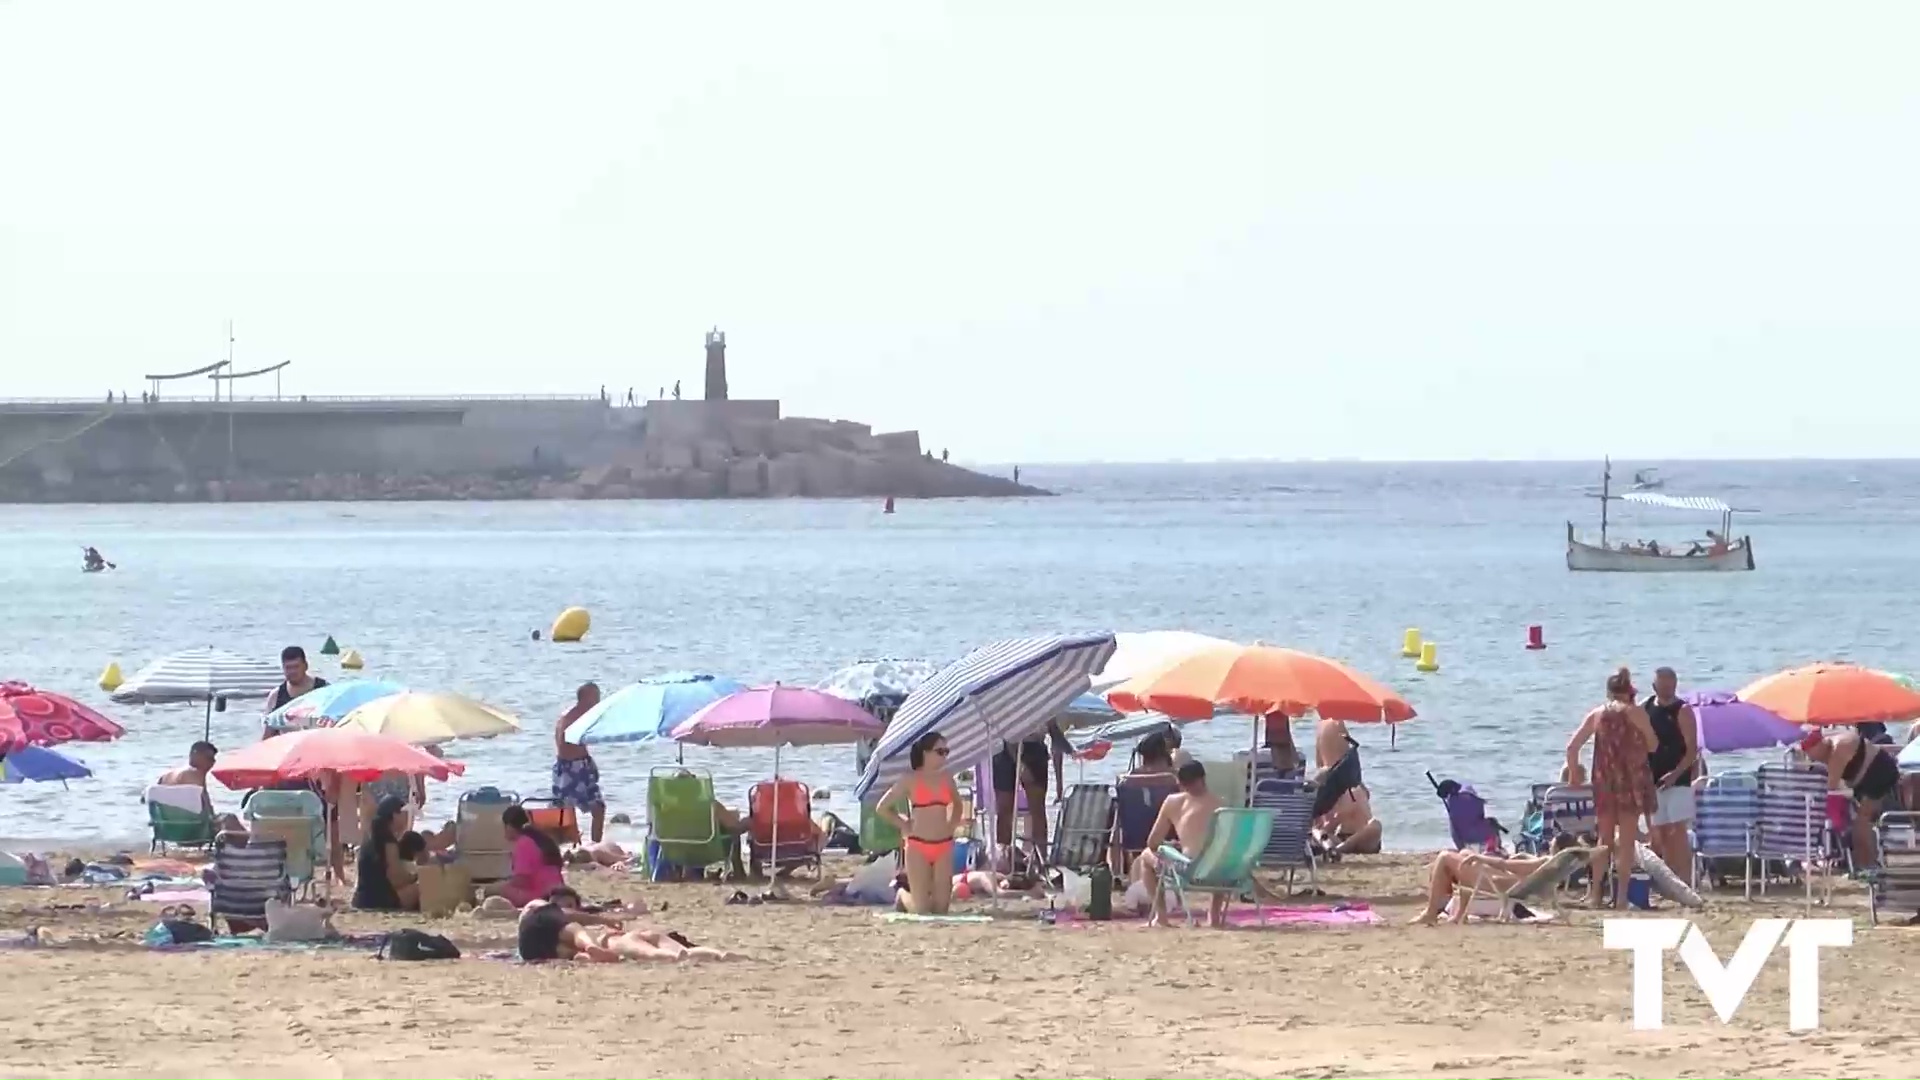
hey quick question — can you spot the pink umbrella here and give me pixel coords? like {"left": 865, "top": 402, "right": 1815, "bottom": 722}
{"left": 1, "top": 682, "right": 125, "bottom": 754}
{"left": 671, "top": 686, "right": 885, "bottom": 860}
{"left": 209, "top": 728, "right": 465, "bottom": 790}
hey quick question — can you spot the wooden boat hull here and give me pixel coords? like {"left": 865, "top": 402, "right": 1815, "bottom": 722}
{"left": 1566, "top": 526, "right": 1755, "bottom": 572}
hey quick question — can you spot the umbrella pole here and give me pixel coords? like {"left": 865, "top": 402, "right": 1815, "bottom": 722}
{"left": 204, "top": 697, "right": 213, "bottom": 742}
{"left": 1247, "top": 716, "right": 1259, "bottom": 807}
{"left": 771, "top": 745, "right": 781, "bottom": 883}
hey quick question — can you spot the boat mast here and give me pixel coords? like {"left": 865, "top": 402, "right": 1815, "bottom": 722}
{"left": 1600, "top": 457, "right": 1611, "bottom": 547}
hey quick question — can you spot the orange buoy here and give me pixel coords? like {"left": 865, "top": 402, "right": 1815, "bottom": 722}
{"left": 1526, "top": 625, "right": 1546, "bottom": 650}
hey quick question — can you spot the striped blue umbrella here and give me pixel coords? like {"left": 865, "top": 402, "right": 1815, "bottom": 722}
{"left": 564, "top": 672, "right": 749, "bottom": 747}
{"left": 853, "top": 633, "right": 1117, "bottom": 799}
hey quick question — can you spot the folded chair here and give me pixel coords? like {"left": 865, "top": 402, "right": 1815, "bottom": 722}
{"left": 1452, "top": 845, "right": 1603, "bottom": 923}
{"left": 210, "top": 835, "right": 289, "bottom": 934}
{"left": 1690, "top": 774, "right": 1759, "bottom": 895}
{"left": 648, "top": 768, "right": 733, "bottom": 877}
{"left": 145, "top": 784, "right": 218, "bottom": 854}
{"left": 1252, "top": 778, "right": 1317, "bottom": 894}
{"left": 747, "top": 779, "right": 823, "bottom": 878}
{"left": 1156, "top": 807, "right": 1277, "bottom": 927}
{"left": 455, "top": 787, "right": 519, "bottom": 883}
{"left": 243, "top": 788, "right": 326, "bottom": 898}
{"left": 1869, "top": 812, "right": 1920, "bottom": 926}
{"left": 1049, "top": 783, "right": 1116, "bottom": 871}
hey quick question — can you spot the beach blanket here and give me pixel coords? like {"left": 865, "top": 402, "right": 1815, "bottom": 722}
{"left": 876, "top": 913, "right": 994, "bottom": 924}
{"left": 136, "top": 888, "right": 211, "bottom": 906}
{"left": 1053, "top": 903, "right": 1383, "bottom": 929}
{"left": 149, "top": 932, "right": 387, "bottom": 953}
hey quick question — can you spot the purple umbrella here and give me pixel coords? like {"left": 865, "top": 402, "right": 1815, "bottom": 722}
{"left": 1686, "top": 690, "right": 1806, "bottom": 752}
{"left": 672, "top": 686, "right": 886, "bottom": 859}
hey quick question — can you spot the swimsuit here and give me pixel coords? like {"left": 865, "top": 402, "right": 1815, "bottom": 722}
{"left": 1842, "top": 741, "right": 1900, "bottom": 802}
{"left": 904, "top": 777, "right": 956, "bottom": 862}
{"left": 517, "top": 903, "right": 570, "bottom": 961}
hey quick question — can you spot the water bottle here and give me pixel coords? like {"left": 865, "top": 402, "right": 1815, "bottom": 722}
{"left": 1089, "top": 865, "right": 1113, "bottom": 921}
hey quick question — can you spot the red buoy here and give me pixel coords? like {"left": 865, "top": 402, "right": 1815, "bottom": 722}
{"left": 1526, "top": 624, "right": 1546, "bottom": 650}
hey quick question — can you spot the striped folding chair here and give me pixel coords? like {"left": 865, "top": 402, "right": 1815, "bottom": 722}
{"left": 1542, "top": 785, "right": 1597, "bottom": 841}
{"left": 1048, "top": 783, "right": 1116, "bottom": 870}
{"left": 1870, "top": 812, "right": 1920, "bottom": 926}
{"left": 1755, "top": 762, "right": 1827, "bottom": 907}
{"left": 1690, "top": 773, "right": 1759, "bottom": 896}
{"left": 1251, "top": 779, "right": 1316, "bottom": 894}
{"left": 209, "top": 835, "right": 289, "bottom": 934}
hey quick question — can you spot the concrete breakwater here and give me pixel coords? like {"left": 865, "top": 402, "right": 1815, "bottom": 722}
{"left": 0, "top": 396, "right": 1043, "bottom": 503}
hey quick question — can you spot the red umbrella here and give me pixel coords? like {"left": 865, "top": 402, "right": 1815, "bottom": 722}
{"left": 0, "top": 682, "right": 126, "bottom": 754}
{"left": 209, "top": 728, "right": 464, "bottom": 790}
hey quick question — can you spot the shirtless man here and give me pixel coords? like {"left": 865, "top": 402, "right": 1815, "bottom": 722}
{"left": 156, "top": 741, "right": 243, "bottom": 833}
{"left": 552, "top": 683, "right": 606, "bottom": 842}
{"left": 1133, "top": 762, "right": 1226, "bottom": 927}
{"left": 1317, "top": 783, "right": 1382, "bottom": 855}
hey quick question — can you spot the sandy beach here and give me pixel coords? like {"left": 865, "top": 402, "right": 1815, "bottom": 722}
{"left": 4, "top": 854, "right": 1917, "bottom": 1079}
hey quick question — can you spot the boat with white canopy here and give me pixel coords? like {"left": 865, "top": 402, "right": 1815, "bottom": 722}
{"left": 1566, "top": 461, "right": 1755, "bottom": 573}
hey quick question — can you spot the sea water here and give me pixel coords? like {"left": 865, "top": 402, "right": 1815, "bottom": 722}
{"left": 3, "top": 459, "right": 1916, "bottom": 848}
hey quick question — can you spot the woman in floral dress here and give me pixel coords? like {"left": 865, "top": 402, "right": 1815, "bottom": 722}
{"left": 1566, "top": 667, "right": 1658, "bottom": 908}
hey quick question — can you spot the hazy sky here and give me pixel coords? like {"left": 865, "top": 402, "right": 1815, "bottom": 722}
{"left": 4, "top": 2, "right": 1919, "bottom": 462}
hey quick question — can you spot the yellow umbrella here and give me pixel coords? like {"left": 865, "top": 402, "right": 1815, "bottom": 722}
{"left": 337, "top": 691, "right": 520, "bottom": 745}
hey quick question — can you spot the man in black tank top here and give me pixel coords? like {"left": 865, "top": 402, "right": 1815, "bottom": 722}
{"left": 1644, "top": 667, "right": 1700, "bottom": 876}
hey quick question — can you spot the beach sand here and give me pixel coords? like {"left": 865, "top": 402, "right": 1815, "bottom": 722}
{"left": 3, "top": 853, "right": 1918, "bottom": 1079}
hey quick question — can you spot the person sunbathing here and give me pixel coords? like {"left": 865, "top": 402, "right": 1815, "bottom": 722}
{"left": 1316, "top": 784, "right": 1382, "bottom": 855}
{"left": 1410, "top": 834, "right": 1598, "bottom": 926}
{"left": 516, "top": 887, "right": 741, "bottom": 963}
{"left": 1131, "top": 762, "right": 1225, "bottom": 927}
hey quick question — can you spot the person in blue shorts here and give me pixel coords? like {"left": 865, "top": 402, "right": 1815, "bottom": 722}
{"left": 553, "top": 682, "right": 606, "bottom": 842}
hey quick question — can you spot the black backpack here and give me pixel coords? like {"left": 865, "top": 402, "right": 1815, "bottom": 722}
{"left": 381, "top": 928, "right": 461, "bottom": 961}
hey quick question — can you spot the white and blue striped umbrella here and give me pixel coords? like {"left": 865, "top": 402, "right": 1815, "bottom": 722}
{"left": 110, "top": 647, "right": 284, "bottom": 705}
{"left": 853, "top": 632, "right": 1117, "bottom": 800}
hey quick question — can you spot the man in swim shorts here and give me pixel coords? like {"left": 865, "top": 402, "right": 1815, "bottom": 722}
{"left": 991, "top": 721, "right": 1068, "bottom": 868}
{"left": 1643, "top": 667, "right": 1700, "bottom": 876}
{"left": 1133, "top": 762, "right": 1226, "bottom": 927}
{"left": 552, "top": 683, "right": 606, "bottom": 842}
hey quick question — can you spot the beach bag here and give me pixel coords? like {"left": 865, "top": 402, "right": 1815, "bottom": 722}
{"left": 265, "top": 898, "right": 335, "bottom": 944}
{"left": 381, "top": 928, "right": 461, "bottom": 961}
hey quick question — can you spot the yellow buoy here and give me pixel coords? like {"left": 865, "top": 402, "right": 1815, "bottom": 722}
{"left": 98, "top": 661, "right": 124, "bottom": 692}
{"left": 550, "top": 606, "right": 591, "bottom": 643}
{"left": 340, "top": 648, "right": 365, "bottom": 670}
{"left": 1416, "top": 641, "right": 1439, "bottom": 673}
{"left": 1400, "top": 628, "right": 1422, "bottom": 658}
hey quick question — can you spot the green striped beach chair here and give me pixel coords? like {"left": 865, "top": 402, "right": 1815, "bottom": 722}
{"left": 1155, "top": 807, "right": 1276, "bottom": 927}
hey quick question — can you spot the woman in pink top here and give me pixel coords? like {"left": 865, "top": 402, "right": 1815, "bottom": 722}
{"left": 488, "top": 803, "right": 566, "bottom": 907}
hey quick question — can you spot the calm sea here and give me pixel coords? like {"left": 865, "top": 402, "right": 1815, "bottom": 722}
{"left": 3, "top": 459, "right": 1915, "bottom": 849}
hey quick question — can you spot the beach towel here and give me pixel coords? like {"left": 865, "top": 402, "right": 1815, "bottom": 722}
{"left": 876, "top": 913, "right": 993, "bottom": 924}
{"left": 1054, "top": 903, "right": 1382, "bottom": 929}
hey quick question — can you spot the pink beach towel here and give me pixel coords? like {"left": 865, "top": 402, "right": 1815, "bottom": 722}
{"left": 139, "top": 888, "right": 212, "bottom": 906}
{"left": 1053, "top": 903, "right": 1382, "bottom": 928}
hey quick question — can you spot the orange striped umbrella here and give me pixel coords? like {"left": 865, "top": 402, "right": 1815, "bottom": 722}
{"left": 1106, "top": 644, "right": 1415, "bottom": 723}
{"left": 1736, "top": 662, "right": 1920, "bottom": 726}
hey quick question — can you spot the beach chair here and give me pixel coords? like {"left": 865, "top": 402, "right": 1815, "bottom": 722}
{"left": 1452, "top": 845, "right": 1602, "bottom": 923}
{"left": 1049, "top": 783, "right": 1115, "bottom": 870}
{"left": 1869, "top": 812, "right": 1920, "bottom": 926}
{"left": 1541, "top": 785, "right": 1597, "bottom": 841}
{"left": 1251, "top": 780, "right": 1317, "bottom": 894}
{"left": 454, "top": 787, "right": 518, "bottom": 883}
{"left": 1156, "top": 807, "right": 1276, "bottom": 926}
{"left": 243, "top": 788, "right": 326, "bottom": 899}
{"left": 1428, "top": 773, "right": 1503, "bottom": 852}
{"left": 144, "top": 783, "right": 217, "bottom": 854}
{"left": 647, "top": 768, "right": 732, "bottom": 876}
{"left": 1113, "top": 774, "right": 1178, "bottom": 871}
{"left": 209, "top": 835, "right": 289, "bottom": 934}
{"left": 521, "top": 797, "right": 581, "bottom": 846}
{"left": 1690, "top": 773, "right": 1759, "bottom": 895}
{"left": 747, "top": 779, "right": 823, "bottom": 878}
{"left": 1755, "top": 762, "right": 1828, "bottom": 906}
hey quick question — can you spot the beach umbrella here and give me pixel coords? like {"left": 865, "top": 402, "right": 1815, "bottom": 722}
{"left": 1087, "top": 631, "right": 1237, "bottom": 694}
{"left": 1736, "top": 663, "right": 1920, "bottom": 726}
{"left": 1055, "top": 690, "right": 1122, "bottom": 730}
{"left": 853, "top": 632, "right": 1117, "bottom": 802}
{"left": 816, "top": 658, "right": 940, "bottom": 712}
{"left": 1685, "top": 691, "right": 1807, "bottom": 752}
{"left": 336, "top": 691, "right": 519, "bottom": 746}
{"left": 209, "top": 728, "right": 465, "bottom": 790}
{"left": 673, "top": 685, "right": 886, "bottom": 861}
{"left": 1899, "top": 737, "right": 1920, "bottom": 772}
{"left": 263, "top": 679, "right": 407, "bottom": 732}
{"left": 0, "top": 745, "right": 93, "bottom": 786}
{"left": 1106, "top": 644, "right": 1415, "bottom": 723}
{"left": 0, "top": 682, "right": 125, "bottom": 753}
{"left": 1066, "top": 712, "right": 1180, "bottom": 756}
{"left": 109, "top": 647, "right": 284, "bottom": 739}
{"left": 564, "top": 672, "right": 749, "bottom": 747}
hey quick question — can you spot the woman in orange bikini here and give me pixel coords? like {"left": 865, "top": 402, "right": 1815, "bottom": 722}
{"left": 878, "top": 730, "right": 961, "bottom": 915}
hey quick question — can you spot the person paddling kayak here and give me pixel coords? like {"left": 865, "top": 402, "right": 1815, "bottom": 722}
{"left": 81, "top": 547, "right": 113, "bottom": 572}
